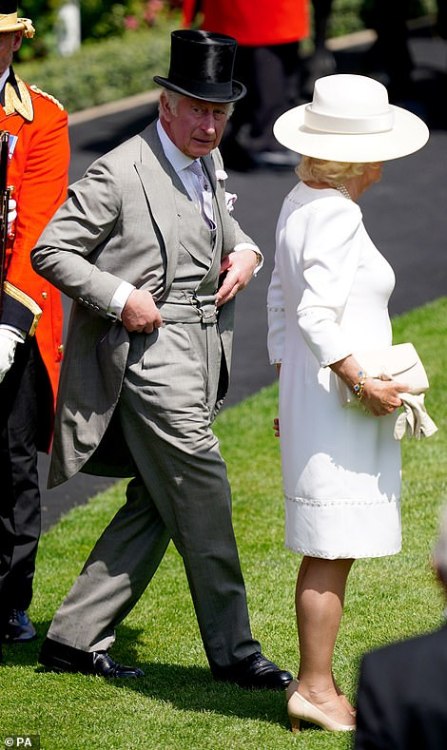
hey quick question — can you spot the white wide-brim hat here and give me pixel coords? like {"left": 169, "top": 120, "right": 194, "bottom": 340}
{"left": 274, "top": 74, "right": 429, "bottom": 162}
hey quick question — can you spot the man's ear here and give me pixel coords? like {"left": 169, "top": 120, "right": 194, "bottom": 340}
{"left": 12, "top": 31, "right": 23, "bottom": 53}
{"left": 159, "top": 92, "right": 174, "bottom": 123}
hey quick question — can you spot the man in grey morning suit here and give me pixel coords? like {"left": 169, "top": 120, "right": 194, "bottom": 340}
{"left": 31, "top": 29, "right": 292, "bottom": 689}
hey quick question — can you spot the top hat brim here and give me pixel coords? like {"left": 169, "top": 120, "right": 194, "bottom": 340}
{"left": 153, "top": 75, "right": 246, "bottom": 104}
{"left": 273, "top": 102, "right": 429, "bottom": 162}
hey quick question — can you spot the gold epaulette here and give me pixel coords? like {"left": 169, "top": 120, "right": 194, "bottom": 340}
{"left": 30, "top": 84, "right": 65, "bottom": 110}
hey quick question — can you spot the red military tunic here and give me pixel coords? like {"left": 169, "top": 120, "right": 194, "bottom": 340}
{"left": 0, "top": 69, "right": 70, "bottom": 449}
{"left": 182, "top": 0, "right": 310, "bottom": 46}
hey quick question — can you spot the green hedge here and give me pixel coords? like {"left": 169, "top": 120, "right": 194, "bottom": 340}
{"left": 15, "top": 1, "right": 438, "bottom": 114}
{"left": 17, "top": 1, "right": 178, "bottom": 60}
{"left": 15, "top": 24, "right": 176, "bottom": 113}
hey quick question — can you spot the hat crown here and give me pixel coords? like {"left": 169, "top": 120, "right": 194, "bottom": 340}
{"left": 169, "top": 30, "right": 235, "bottom": 87}
{"left": 153, "top": 29, "right": 246, "bottom": 103}
{"left": 311, "top": 75, "right": 390, "bottom": 119}
{"left": 305, "top": 74, "right": 394, "bottom": 135}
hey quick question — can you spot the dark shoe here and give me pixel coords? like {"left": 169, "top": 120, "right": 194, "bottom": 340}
{"left": 4, "top": 610, "right": 37, "bottom": 642}
{"left": 39, "top": 637, "right": 144, "bottom": 678}
{"left": 211, "top": 652, "right": 292, "bottom": 690}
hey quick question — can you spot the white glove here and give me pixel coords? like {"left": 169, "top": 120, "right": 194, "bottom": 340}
{"left": 0, "top": 328, "right": 19, "bottom": 383}
{"left": 0, "top": 326, "right": 25, "bottom": 383}
{"left": 394, "top": 393, "right": 438, "bottom": 440}
{"left": 8, "top": 198, "right": 17, "bottom": 233}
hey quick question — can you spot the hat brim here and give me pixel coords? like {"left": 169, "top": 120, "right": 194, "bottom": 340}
{"left": 0, "top": 21, "right": 26, "bottom": 32}
{"left": 273, "top": 102, "right": 429, "bottom": 162}
{"left": 153, "top": 75, "right": 246, "bottom": 103}
{"left": 0, "top": 18, "right": 34, "bottom": 37}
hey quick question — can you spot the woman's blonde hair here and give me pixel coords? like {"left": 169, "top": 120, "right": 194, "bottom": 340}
{"left": 297, "top": 156, "right": 369, "bottom": 186}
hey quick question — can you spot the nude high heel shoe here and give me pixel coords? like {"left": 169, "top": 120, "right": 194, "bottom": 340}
{"left": 294, "top": 678, "right": 356, "bottom": 717}
{"left": 286, "top": 680, "right": 356, "bottom": 733}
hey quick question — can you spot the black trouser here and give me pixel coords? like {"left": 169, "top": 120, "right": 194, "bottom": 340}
{"left": 227, "top": 42, "right": 301, "bottom": 152}
{"left": 0, "top": 338, "right": 44, "bottom": 619}
{"left": 365, "top": 0, "right": 413, "bottom": 97}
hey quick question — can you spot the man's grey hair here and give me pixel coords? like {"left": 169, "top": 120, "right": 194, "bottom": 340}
{"left": 159, "top": 89, "right": 234, "bottom": 117}
{"left": 432, "top": 505, "right": 447, "bottom": 582}
{"left": 159, "top": 89, "right": 182, "bottom": 115}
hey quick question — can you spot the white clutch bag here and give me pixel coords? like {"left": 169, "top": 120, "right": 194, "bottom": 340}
{"left": 336, "top": 342, "right": 429, "bottom": 407}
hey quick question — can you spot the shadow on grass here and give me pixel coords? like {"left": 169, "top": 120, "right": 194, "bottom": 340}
{"left": 2, "top": 621, "right": 290, "bottom": 729}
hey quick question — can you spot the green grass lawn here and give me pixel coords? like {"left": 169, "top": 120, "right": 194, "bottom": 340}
{"left": 1, "top": 298, "right": 447, "bottom": 750}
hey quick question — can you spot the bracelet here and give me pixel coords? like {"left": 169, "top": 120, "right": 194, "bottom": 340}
{"left": 352, "top": 370, "right": 368, "bottom": 400}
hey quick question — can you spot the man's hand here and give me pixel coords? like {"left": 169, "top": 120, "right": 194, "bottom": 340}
{"left": 121, "top": 289, "right": 163, "bottom": 333}
{"left": 216, "top": 249, "right": 259, "bottom": 307}
{"left": 0, "top": 330, "right": 18, "bottom": 384}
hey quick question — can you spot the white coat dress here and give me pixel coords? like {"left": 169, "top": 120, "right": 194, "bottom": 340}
{"left": 267, "top": 182, "right": 401, "bottom": 559}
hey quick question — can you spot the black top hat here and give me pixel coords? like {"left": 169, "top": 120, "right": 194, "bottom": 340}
{"left": 154, "top": 29, "right": 246, "bottom": 103}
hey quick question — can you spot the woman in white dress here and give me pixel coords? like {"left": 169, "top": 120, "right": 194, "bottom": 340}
{"left": 267, "top": 74, "right": 429, "bottom": 732}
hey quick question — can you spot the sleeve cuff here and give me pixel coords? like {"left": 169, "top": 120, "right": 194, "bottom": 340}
{"left": 107, "top": 281, "right": 136, "bottom": 320}
{"left": 0, "top": 282, "right": 42, "bottom": 336}
{"left": 233, "top": 243, "right": 264, "bottom": 275}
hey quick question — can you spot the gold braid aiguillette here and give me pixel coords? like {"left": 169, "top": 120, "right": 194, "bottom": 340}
{"left": 4, "top": 78, "right": 34, "bottom": 122}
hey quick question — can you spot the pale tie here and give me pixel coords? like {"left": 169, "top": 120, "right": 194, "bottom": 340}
{"left": 188, "top": 160, "right": 216, "bottom": 230}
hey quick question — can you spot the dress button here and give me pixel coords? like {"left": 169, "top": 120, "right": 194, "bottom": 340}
{"left": 57, "top": 344, "right": 64, "bottom": 354}
{"left": 42, "top": 291, "right": 48, "bottom": 299}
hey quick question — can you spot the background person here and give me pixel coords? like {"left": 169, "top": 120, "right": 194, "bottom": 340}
{"left": 267, "top": 73, "right": 428, "bottom": 731}
{"left": 182, "top": 0, "right": 309, "bottom": 169}
{"left": 361, "top": 0, "right": 414, "bottom": 101}
{"left": 355, "top": 504, "right": 447, "bottom": 749}
{"left": 31, "top": 30, "right": 292, "bottom": 691}
{"left": 303, "top": 0, "right": 336, "bottom": 97}
{"left": 0, "top": 0, "right": 70, "bottom": 657}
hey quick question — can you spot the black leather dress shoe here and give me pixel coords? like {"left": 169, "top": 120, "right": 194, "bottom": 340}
{"left": 211, "top": 652, "right": 293, "bottom": 690}
{"left": 4, "top": 610, "right": 37, "bottom": 642}
{"left": 39, "top": 637, "right": 144, "bottom": 678}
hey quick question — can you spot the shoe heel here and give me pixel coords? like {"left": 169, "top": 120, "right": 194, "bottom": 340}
{"left": 290, "top": 717, "right": 301, "bottom": 733}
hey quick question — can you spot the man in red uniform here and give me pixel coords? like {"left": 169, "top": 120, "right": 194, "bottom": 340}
{"left": 183, "top": 0, "right": 309, "bottom": 168}
{"left": 0, "top": 0, "right": 70, "bottom": 660}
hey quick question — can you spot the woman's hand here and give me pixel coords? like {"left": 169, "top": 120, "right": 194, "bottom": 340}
{"left": 330, "top": 354, "right": 407, "bottom": 417}
{"left": 360, "top": 377, "right": 407, "bottom": 416}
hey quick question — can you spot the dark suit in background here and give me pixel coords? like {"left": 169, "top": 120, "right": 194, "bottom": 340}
{"left": 355, "top": 625, "right": 447, "bottom": 749}
{"left": 355, "top": 502, "right": 447, "bottom": 749}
